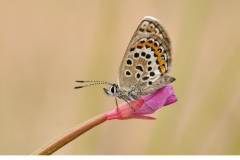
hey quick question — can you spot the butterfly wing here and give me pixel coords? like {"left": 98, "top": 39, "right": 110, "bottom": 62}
{"left": 118, "top": 16, "right": 173, "bottom": 96}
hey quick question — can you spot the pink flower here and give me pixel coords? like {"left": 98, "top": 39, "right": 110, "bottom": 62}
{"left": 106, "top": 86, "right": 177, "bottom": 120}
{"left": 35, "top": 86, "right": 177, "bottom": 155}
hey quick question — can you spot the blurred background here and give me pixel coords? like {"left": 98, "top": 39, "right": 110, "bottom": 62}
{"left": 0, "top": 0, "right": 240, "bottom": 155}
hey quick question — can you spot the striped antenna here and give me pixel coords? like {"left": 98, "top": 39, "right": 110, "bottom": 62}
{"left": 74, "top": 80, "right": 112, "bottom": 89}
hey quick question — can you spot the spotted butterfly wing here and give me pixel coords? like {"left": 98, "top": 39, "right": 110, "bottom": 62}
{"left": 118, "top": 16, "right": 174, "bottom": 97}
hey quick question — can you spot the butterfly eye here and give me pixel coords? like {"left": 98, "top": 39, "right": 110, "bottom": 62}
{"left": 110, "top": 86, "right": 116, "bottom": 94}
{"left": 103, "top": 84, "right": 118, "bottom": 97}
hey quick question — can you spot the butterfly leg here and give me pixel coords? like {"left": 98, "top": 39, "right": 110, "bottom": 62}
{"left": 131, "top": 94, "right": 155, "bottom": 111}
{"left": 144, "top": 102, "right": 155, "bottom": 111}
{"left": 126, "top": 100, "right": 136, "bottom": 112}
{"left": 119, "top": 96, "right": 136, "bottom": 112}
{"left": 115, "top": 96, "right": 119, "bottom": 112}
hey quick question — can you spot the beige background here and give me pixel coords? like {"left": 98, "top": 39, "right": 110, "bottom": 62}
{"left": 0, "top": 0, "right": 240, "bottom": 155}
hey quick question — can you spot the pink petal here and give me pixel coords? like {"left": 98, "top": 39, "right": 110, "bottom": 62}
{"left": 134, "top": 86, "right": 177, "bottom": 115}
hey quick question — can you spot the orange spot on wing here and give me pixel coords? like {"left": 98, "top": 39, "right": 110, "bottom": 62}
{"left": 160, "top": 66, "right": 165, "bottom": 74}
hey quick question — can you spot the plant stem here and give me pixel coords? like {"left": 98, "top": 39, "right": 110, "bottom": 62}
{"left": 32, "top": 113, "right": 107, "bottom": 155}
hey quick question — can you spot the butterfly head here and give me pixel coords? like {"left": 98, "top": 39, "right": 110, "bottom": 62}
{"left": 103, "top": 84, "right": 119, "bottom": 97}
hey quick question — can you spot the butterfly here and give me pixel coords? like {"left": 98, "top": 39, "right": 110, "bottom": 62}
{"left": 75, "top": 16, "right": 175, "bottom": 111}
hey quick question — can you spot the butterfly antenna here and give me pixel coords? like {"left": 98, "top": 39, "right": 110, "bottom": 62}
{"left": 74, "top": 80, "right": 112, "bottom": 89}
{"left": 75, "top": 80, "right": 112, "bottom": 85}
